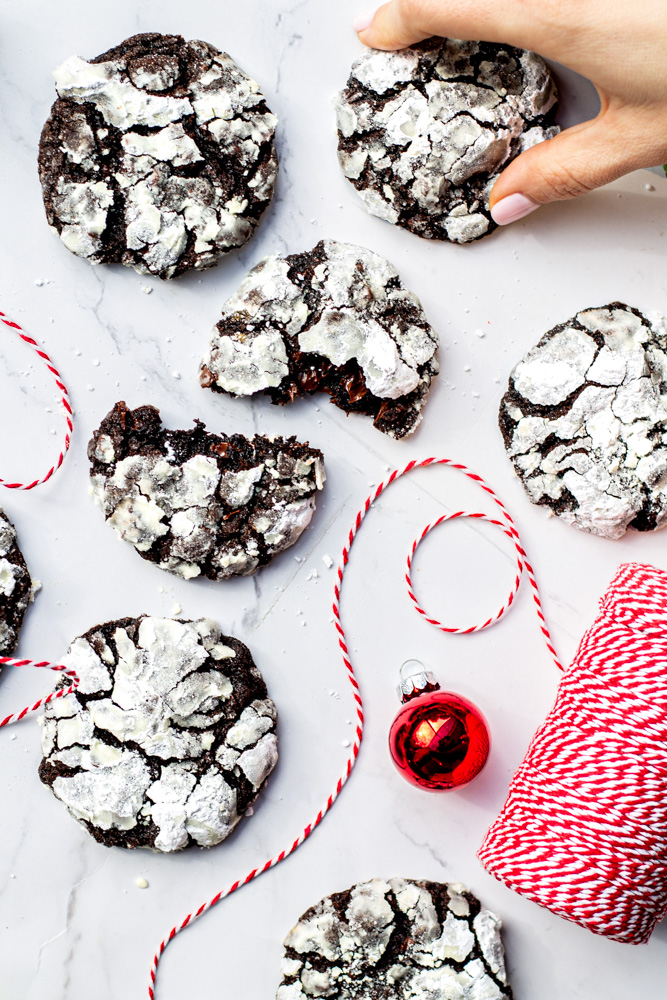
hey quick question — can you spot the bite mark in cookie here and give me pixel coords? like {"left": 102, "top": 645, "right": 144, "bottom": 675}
{"left": 88, "top": 401, "right": 325, "bottom": 580}
{"left": 200, "top": 239, "right": 439, "bottom": 438}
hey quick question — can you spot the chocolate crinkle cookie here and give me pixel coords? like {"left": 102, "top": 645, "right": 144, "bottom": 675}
{"left": 88, "top": 401, "right": 325, "bottom": 580}
{"left": 39, "top": 615, "right": 277, "bottom": 851}
{"left": 500, "top": 303, "right": 667, "bottom": 539}
{"left": 278, "top": 877, "right": 512, "bottom": 1000}
{"left": 334, "top": 39, "right": 558, "bottom": 244}
{"left": 0, "top": 508, "right": 36, "bottom": 656}
{"left": 38, "top": 32, "right": 278, "bottom": 278}
{"left": 199, "top": 239, "right": 439, "bottom": 438}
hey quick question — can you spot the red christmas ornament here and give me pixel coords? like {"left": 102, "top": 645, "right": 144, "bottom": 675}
{"left": 389, "top": 661, "right": 490, "bottom": 791}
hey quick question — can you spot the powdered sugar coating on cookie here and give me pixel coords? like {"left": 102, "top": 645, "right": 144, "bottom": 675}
{"left": 334, "top": 39, "right": 558, "bottom": 244}
{"left": 88, "top": 401, "right": 325, "bottom": 580}
{"left": 500, "top": 303, "right": 667, "bottom": 539}
{"left": 39, "top": 32, "right": 278, "bottom": 278}
{"left": 0, "top": 508, "right": 35, "bottom": 656}
{"left": 39, "top": 615, "right": 277, "bottom": 852}
{"left": 277, "top": 877, "right": 511, "bottom": 999}
{"left": 200, "top": 239, "right": 439, "bottom": 439}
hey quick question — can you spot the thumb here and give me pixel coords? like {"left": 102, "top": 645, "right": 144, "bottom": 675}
{"left": 489, "top": 108, "right": 660, "bottom": 225}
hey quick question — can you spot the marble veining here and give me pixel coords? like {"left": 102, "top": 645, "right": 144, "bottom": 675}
{"left": 1, "top": 3, "right": 667, "bottom": 1000}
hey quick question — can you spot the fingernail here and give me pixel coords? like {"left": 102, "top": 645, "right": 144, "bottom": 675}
{"left": 491, "top": 193, "right": 540, "bottom": 226}
{"left": 353, "top": 8, "right": 376, "bottom": 32}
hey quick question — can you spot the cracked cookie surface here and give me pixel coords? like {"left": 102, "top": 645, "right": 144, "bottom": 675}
{"left": 200, "top": 239, "right": 439, "bottom": 438}
{"left": 334, "top": 39, "right": 558, "bottom": 244}
{"left": 277, "top": 877, "right": 512, "bottom": 1000}
{"left": 88, "top": 401, "right": 325, "bottom": 580}
{"left": 39, "top": 615, "right": 278, "bottom": 851}
{"left": 0, "top": 508, "right": 35, "bottom": 657}
{"left": 39, "top": 32, "right": 278, "bottom": 278}
{"left": 500, "top": 303, "right": 667, "bottom": 539}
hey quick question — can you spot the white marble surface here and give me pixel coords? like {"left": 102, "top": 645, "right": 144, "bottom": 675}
{"left": 1, "top": 3, "right": 667, "bottom": 999}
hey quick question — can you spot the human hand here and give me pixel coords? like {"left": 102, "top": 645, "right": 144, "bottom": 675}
{"left": 352, "top": 0, "right": 667, "bottom": 224}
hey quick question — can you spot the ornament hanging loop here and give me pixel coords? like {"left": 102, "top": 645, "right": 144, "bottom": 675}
{"left": 398, "top": 659, "right": 440, "bottom": 703}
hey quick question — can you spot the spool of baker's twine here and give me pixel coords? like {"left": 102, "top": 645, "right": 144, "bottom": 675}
{"left": 4, "top": 456, "right": 659, "bottom": 993}
{"left": 479, "top": 560, "right": 667, "bottom": 943}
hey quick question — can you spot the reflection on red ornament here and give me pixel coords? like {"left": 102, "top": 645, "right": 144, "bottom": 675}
{"left": 389, "top": 664, "right": 490, "bottom": 791}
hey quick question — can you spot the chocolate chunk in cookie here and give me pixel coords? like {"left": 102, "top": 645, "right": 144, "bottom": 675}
{"left": 88, "top": 401, "right": 325, "bottom": 579}
{"left": 500, "top": 303, "right": 667, "bottom": 539}
{"left": 278, "top": 877, "right": 512, "bottom": 999}
{"left": 334, "top": 39, "right": 558, "bottom": 244}
{"left": 200, "top": 239, "right": 439, "bottom": 438}
{"left": 39, "top": 32, "right": 278, "bottom": 278}
{"left": 0, "top": 508, "right": 36, "bottom": 656}
{"left": 39, "top": 615, "right": 278, "bottom": 851}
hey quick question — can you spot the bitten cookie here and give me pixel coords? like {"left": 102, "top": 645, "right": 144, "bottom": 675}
{"left": 277, "top": 877, "right": 512, "bottom": 1000}
{"left": 500, "top": 303, "right": 667, "bottom": 539}
{"left": 39, "top": 615, "right": 278, "bottom": 851}
{"left": 38, "top": 32, "right": 278, "bottom": 278}
{"left": 0, "top": 508, "right": 35, "bottom": 656}
{"left": 334, "top": 39, "right": 558, "bottom": 244}
{"left": 88, "top": 401, "right": 325, "bottom": 579}
{"left": 199, "top": 239, "right": 439, "bottom": 438}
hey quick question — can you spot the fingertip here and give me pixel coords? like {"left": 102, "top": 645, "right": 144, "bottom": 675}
{"left": 353, "top": 7, "right": 377, "bottom": 34}
{"left": 490, "top": 193, "right": 540, "bottom": 226}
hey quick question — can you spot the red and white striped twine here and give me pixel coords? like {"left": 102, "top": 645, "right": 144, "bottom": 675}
{"left": 0, "top": 309, "right": 73, "bottom": 490}
{"left": 148, "top": 457, "right": 559, "bottom": 997}
{"left": 0, "top": 657, "right": 79, "bottom": 728}
{"left": 479, "top": 560, "right": 667, "bottom": 944}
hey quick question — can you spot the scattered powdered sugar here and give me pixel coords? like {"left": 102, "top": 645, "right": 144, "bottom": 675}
{"left": 40, "top": 615, "right": 278, "bottom": 853}
{"left": 500, "top": 303, "right": 667, "bottom": 538}
{"left": 334, "top": 39, "right": 558, "bottom": 244}
{"left": 278, "top": 877, "right": 510, "bottom": 999}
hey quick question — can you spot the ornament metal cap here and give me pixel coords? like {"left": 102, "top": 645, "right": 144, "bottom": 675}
{"left": 398, "top": 659, "right": 441, "bottom": 703}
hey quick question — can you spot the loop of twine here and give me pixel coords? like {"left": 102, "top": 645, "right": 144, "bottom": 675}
{"left": 0, "top": 458, "right": 557, "bottom": 993}
{"left": 407, "top": 510, "right": 536, "bottom": 636}
{"left": 0, "top": 310, "right": 73, "bottom": 490}
{"left": 142, "top": 457, "right": 557, "bottom": 997}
